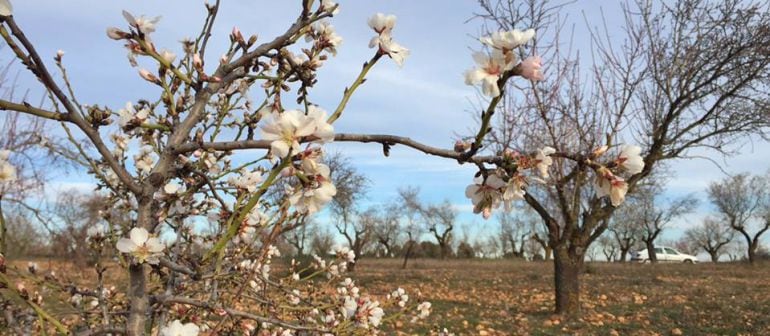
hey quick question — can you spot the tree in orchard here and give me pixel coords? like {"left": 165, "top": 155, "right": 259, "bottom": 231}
{"left": 474, "top": 0, "right": 770, "bottom": 315}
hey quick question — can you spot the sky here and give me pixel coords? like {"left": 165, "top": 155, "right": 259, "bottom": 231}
{"left": 4, "top": 0, "right": 770, "bottom": 253}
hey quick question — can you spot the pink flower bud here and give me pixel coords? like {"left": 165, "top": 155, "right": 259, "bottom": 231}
{"left": 281, "top": 166, "right": 296, "bottom": 177}
{"left": 454, "top": 140, "right": 471, "bottom": 153}
{"left": 106, "top": 27, "right": 128, "bottom": 40}
{"left": 520, "top": 56, "right": 544, "bottom": 81}
{"left": 193, "top": 53, "right": 203, "bottom": 70}
{"left": 138, "top": 69, "right": 160, "bottom": 84}
{"left": 231, "top": 26, "right": 244, "bottom": 43}
{"left": 482, "top": 207, "right": 492, "bottom": 220}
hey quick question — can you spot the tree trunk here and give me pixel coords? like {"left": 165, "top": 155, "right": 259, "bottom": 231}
{"left": 708, "top": 250, "right": 719, "bottom": 263}
{"left": 0, "top": 200, "right": 6, "bottom": 256}
{"left": 553, "top": 247, "right": 583, "bottom": 316}
{"left": 645, "top": 240, "right": 657, "bottom": 263}
{"left": 127, "top": 263, "right": 148, "bottom": 336}
{"left": 439, "top": 241, "right": 447, "bottom": 260}
{"left": 544, "top": 246, "right": 552, "bottom": 261}
{"left": 402, "top": 241, "right": 414, "bottom": 269}
{"left": 619, "top": 248, "right": 629, "bottom": 262}
{"left": 747, "top": 244, "right": 756, "bottom": 264}
{"left": 127, "top": 199, "right": 153, "bottom": 336}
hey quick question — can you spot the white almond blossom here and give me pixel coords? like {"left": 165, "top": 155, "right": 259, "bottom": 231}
{"left": 617, "top": 145, "right": 645, "bottom": 175}
{"left": 160, "top": 320, "right": 199, "bottom": 336}
{"left": 0, "top": 0, "right": 12, "bottom": 16}
{"left": 116, "top": 227, "right": 165, "bottom": 265}
{"left": 0, "top": 150, "right": 17, "bottom": 182}
{"left": 288, "top": 180, "right": 337, "bottom": 214}
{"left": 307, "top": 106, "right": 335, "bottom": 143}
{"left": 369, "top": 35, "right": 410, "bottom": 67}
{"left": 335, "top": 245, "right": 356, "bottom": 263}
{"left": 519, "top": 56, "right": 544, "bottom": 81}
{"left": 594, "top": 168, "right": 629, "bottom": 206}
{"left": 361, "top": 300, "right": 385, "bottom": 327}
{"left": 464, "top": 50, "right": 513, "bottom": 98}
{"left": 134, "top": 145, "right": 155, "bottom": 173}
{"left": 416, "top": 301, "right": 432, "bottom": 319}
{"left": 389, "top": 288, "right": 409, "bottom": 308}
{"left": 321, "top": 0, "right": 339, "bottom": 15}
{"left": 227, "top": 168, "right": 263, "bottom": 193}
{"left": 308, "top": 21, "right": 343, "bottom": 56}
{"left": 110, "top": 134, "right": 129, "bottom": 156}
{"left": 480, "top": 28, "right": 535, "bottom": 51}
{"left": 341, "top": 296, "right": 358, "bottom": 319}
{"left": 163, "top": 181, "right": 182, "bottom": 195}
{"left": 159, "top": 49, "right": 177, "bottom": 63}
{"left": 367, "top": 13, "right": 410, "bottom": 67}
{"left": 118, "top": 102, "right": 149, "bottom": 128}
{"left": 367, "top": 13, "right": 397, "bottom": 34}
{"left": 260, "top": 110, "right": 323, "bottom": 158}
{"left": 502, "top": 174, "right": 526, "bottom": 210}
{"left": 534, "top": 146, "right": 556, "bottom": 178}
{"left": 122, "top": 10, "right": 161, "bottom": 35}
{"left": 465, "top": 174, "right": 507, "bottom": 219}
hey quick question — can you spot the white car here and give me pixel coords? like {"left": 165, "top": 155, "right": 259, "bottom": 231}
{"left": 630, "top": 246, "right": 698, "bottom": 263}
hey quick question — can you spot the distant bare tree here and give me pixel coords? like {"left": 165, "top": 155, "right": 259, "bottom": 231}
{"left": 397, "top": 187, "right": 422, "bottom": 268}
{"left": 597, "top": 234, "right": 617, "bottom": 262}
{"left": 497, "top": 208, "right": 530, "bottom": 258}
{"left": 685, "top": 217, "right": 733, "bottom": 262}
{"left": 708, "top": 173, "right": 770, "bottom": 263}
{"left": 401, "top": 191, "right": 456, "bottom": 260}
{"left": 372, "top": 203, "right": 400, "bottom": 257}
{"left": 335, "top": 207, "right": 377, "bottom": 271}
{"left": 309, "top": 227, "right": 335, "bottom": 257}
{"left": 284, "top": 216, "right": 314, "bottom": 257}
{"left": 632, "top": 188, "right": 698, "bottom": 263}
{"left": 48, "top": 191, "right": 111, "bottom": 266}
{"left": 326, "top": 152, "right": 371, "bottom": 271}
{"left": 726, "top": 240, "right": 747, "bottom": 262}
{"left": 610, "top": 205, "right": 643, "bottom": 262}
{"left": 0, "top": 75, "right": 74, "bottom": 256}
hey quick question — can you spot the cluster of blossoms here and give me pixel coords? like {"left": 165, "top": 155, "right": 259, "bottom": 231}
{"left": 464, "top": 28, "right": 541, "bottom": 97}
{"left": 368, "top": 13, "right": 410, "bottom": 66}
{"left": 594, "top": 145, "right": 645, "bottom": 206}
{"left": 466, "top": 144, "right": 645, "bottom": 218}
{"left": 465, "top": 146, "right": 554, "bottom": 218}
{"left": 0, "top": 150, "right": 16, "bottom": 182}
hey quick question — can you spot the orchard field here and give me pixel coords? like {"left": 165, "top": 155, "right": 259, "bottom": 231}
{"left": 353, "top": 260, "right": 769, "bottom": 335}
{"left": 10, "top": 258, "right": 770, "bottom": 336}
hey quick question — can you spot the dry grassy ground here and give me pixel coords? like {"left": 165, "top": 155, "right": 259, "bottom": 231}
{"left": 5, "top": 258, "right": 769, "bottom": 335}
{"left": 353, "top": 259, "right": 770, "bottom": 336}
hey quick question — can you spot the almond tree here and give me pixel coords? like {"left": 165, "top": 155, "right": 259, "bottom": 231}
{"left": 397, "top": 186, "right": 423, "bottom": 269}
{"left": 400, "top": 188, "right": 457, "bottom": 260}
{"left": 597, "top": 235, "right": 617, "bottom": 262}
{"left": 684, "top": 217, "right": 733, "bottom": 262}
{"left": 475, "top": 0, "right": 770, "bottom": 315}
{"left": 0, "top": 2, "right": 435, "bottom": 334}
{"left": 497, "top": 208, "right": 531, "bottom": 258}
{"left": 610, "top": 205, "right": 643, "bottom": 262}
{"left": 708, "top": 173, "right": 770, "bottom": 264}
{"left": 372, "top": 203, "right": 401, "bottom": 257}
{"left": 634, "top": 189, "right": 698, "bottom": 263}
